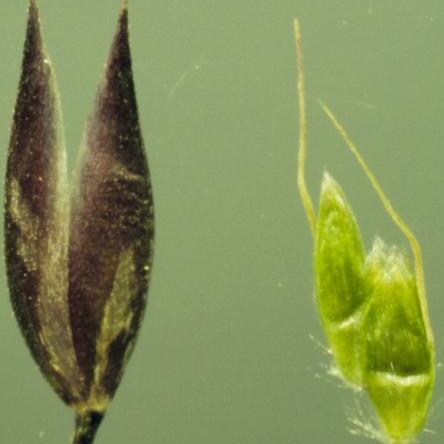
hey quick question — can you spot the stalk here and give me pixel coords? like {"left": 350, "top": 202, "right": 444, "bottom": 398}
{"left": 72, "top": 411, "right": 104, "bottom": 444}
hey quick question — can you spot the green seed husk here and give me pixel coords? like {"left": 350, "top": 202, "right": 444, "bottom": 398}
{"left": 362, "top": 239, "right": 433, "bottom": 443}
{"left": 315, "top": 173, "right": 366, "bottom": 386}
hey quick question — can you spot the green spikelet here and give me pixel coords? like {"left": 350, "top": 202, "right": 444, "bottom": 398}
{"left": 294, "top": 18, "right": 435, "bottom": 444}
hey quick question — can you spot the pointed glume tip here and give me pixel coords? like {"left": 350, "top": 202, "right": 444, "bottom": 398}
{"left": 27, "top": 0, "right": 42, "bottom": 43}
{"left": 29, "top": 0, "right": 37, "bottom": 11}
{"left": 28, "top": 0, "right": 38, "bottom": 16}
{"left": 118, "top": 3, "right": 129, "bottom": 35}
{"left": 117, "top": 0, "right": 129, "bottom": 21}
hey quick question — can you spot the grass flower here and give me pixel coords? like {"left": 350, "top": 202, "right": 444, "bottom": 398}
{"left": 5, "top": 2, "right": 154, "bottom": 443}
{"left": 293, "top": 19, "right": 434, "bottom": 444}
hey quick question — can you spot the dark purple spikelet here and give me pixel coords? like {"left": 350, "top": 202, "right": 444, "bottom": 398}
{"left": 5, "top": 2, "right": 154, "bottom": 443}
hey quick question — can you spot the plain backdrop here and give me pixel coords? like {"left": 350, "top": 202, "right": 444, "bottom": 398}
{"left": 1, "top": 1, "right": 444, "bottom": 443}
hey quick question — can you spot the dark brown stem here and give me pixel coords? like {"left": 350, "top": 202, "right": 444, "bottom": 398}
{"left": 72, "top": 410, "right": 104, "bottom": 444}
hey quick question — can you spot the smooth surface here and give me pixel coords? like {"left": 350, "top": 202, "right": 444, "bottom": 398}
{"left": 1, "top": 1, "right": 444, "bottom": 443}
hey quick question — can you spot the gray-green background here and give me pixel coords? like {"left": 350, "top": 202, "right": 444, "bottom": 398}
{"left": 0, "top": 1, "right": 443, "bottom": 443}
